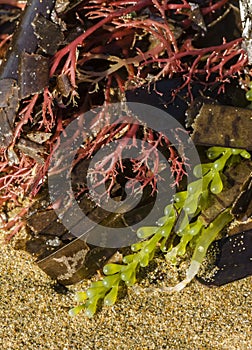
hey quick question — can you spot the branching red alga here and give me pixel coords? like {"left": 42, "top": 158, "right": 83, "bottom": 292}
{"left": 0, "top": 0, "right": 249, "bottom": 239}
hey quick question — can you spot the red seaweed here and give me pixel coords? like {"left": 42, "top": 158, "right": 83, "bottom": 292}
{"left": 0, "top": 0, "right": 249, "bottom": 240}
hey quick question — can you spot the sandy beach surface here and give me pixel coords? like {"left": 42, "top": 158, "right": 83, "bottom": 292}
{"left": 0, "top": 231, "right": 251, "bottom": 350}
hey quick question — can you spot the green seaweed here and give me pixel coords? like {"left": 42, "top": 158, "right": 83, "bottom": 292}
{"left": 245, "top": 81, "right": 252, "bottom": 109}
{"left": 70, "top": 147, "right": 250, "bottom": 317}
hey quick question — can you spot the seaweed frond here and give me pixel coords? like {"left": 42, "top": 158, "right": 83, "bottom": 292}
{"left": 70, "top": 146, "right": 250, "bottom": 317}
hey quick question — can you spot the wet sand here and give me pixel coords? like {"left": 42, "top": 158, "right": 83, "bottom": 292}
{"left": 0, "top": 232, "right": 251, "bottom": 350}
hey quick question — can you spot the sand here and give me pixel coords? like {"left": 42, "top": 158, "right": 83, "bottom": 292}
{"left": 0, "top": 232, "right": 251, "bottom": 350}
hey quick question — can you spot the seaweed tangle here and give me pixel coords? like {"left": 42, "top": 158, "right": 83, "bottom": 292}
{"left": 0, "top": 0, "right": 249, "bottom": 238}
{"left": 70, "top": 146, "right": 251, "bottom": 317}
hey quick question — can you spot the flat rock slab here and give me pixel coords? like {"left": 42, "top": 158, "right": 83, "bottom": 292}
{"left": 37, "top": 239, "right": 116, "bottom": 285}
{"left": 191, "top": 104, "right": 252, "bottom": 151}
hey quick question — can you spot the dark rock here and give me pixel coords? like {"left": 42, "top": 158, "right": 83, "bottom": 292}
{"left": 197, "top": 229, "right": 252, "bottom": 286}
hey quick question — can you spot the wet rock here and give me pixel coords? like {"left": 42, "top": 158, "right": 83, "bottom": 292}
{"left": 197, "top": 228, "right": 252, "bottom": 286}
